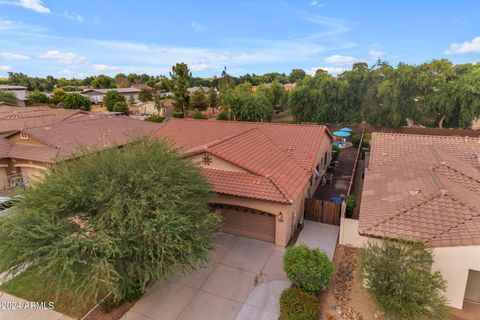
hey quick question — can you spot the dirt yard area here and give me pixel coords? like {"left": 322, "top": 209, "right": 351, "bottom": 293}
{"left": 319, "top": 245, "right": 384, "bottom": 320}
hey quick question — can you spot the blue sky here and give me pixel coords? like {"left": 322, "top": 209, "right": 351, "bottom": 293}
{"left": 0, "top": 0, "right": 479, "bottom": 78}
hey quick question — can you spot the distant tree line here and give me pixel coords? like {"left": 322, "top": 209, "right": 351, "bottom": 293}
{"left": 3, "top": 59, "right": 479, "bottom": 128}
{"left": 290, "top": 60, "right": 480, "bottom": 128}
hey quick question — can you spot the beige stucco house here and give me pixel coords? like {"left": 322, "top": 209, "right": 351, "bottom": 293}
{"left": 0, "top": 116, "right": 161, "bottom": 189}
{"left": 81, "top": 87, "right": 141, "bottom": 104}
{"left": 152, "top": 118, "right": 333, "bottom": 247}
{"left": 340, "top": 132, "right": 480, "bottom": 310}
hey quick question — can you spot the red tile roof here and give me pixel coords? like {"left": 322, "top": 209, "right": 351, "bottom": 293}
{"left": 0, "top": 116, "right": 162, "bottom": 163}
{"left": 0, "top": 106, "right": 87, "bottom": 133}
{"left": 152, "top": 118, "right": 331, "bottom": 203}
{"left": 359, "top": 133, "right": 480, "bottom": 247}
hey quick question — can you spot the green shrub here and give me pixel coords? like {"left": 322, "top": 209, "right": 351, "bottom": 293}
{"left": 280, "top": 287, "right": 319, "bottom": 320}
{"left": 350, "top": 133, "right": 361, "bottom": 147}
{"left": 283, "top": 244, "right": 334, "bottom": 293}
{"left": 104, "top": 90, "right": 126, "bottom": 112}
{"left": 0, "top": 139, "right": 220, "bottom": 309}
{"left": 192, "top": 109, "right": 206, "bottom": 119}
{"left": 0, "top": 89, "right": 18, "bottom": 105}
{"left": 145, "top": 114, "right": 165, "bottom": 123}
{"left": 216, "top": 112, "right": 229, "bottom": 120}
{"left": 63, "top": 93, "right": 91, "bottom": 111}
{"left": 173, "top": 112, "right": 184, "bottom": 118}
{"left": 112, "top": 101, "right": 129, "bottom": 113}
{"left": 361, "top": 239, "right": 450, "bottom": 320}
{"left": 27, "top": 90, "right": 49, "bottom": 104}
{"left": 345, "top": 195, "right": 356, "bottom": 218}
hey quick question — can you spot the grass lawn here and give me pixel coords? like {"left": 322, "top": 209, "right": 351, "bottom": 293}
{"left": 0, "top": 267, "right": 98, "bottom": 318}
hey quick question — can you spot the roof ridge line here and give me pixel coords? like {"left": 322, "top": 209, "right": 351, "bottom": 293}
{"left": 266, "top": 175, "right": 292, "bottom": 203}
{"left": 363, "top": 193, "right": 442, "bottom": 233}
{"left": 426, "top": 194, "right": 480, "bottom": 244}
{"left": 207, "top": 127, "right": 259, "bottom": 149}
{"left": 440, "top": 161, "right": 480, "bottom": 185}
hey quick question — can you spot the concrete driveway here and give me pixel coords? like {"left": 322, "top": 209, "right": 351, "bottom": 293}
{"left": 124, "top": 233, "right": 290, "bottom": 320}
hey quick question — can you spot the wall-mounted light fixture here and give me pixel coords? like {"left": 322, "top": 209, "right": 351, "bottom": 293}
{"left": 278, "top": 212, "right": 284, "bottom": 222}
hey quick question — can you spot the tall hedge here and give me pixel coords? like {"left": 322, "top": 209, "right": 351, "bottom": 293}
{"left": 0, "top": 139, "right": 220, "bottom": 308}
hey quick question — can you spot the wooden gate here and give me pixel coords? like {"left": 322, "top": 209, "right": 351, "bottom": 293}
{"left": 304, "top": 199, "right": 342, "bottom": 225}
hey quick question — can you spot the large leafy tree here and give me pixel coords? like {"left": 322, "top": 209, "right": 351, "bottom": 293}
{"left": 208, "top": 82, "right": 218, "bottom": 111}
{"left": 0, "top": 89, "right": 18, "bottom": 105}
{"left": 51, "top": 88, "right": 66, "bottom": 105}
{"left": 289, "top": 69, "right": 348, "bottom": 124}
{"left": 221, "top": 83, "right": 272, "bottom": 122}
{"left": 138, "top": 87, "right": 153, "bottom": 102}
{"left": 104, "top": 90, "right": 126, "bottom": 111}
{"left": 288, "top": 68, "right": 307, "bottom": 83}
{"left": 170, "top": 63, "right": 191, "bottom": 113}
{"left": 361, "top": 239, "right": 449, "bottom": 320}
{"left": 91, "top": 74, "right": 116, "bottom": 89}
{"left": 190, "top": 87, "right": 208, "bottom": 111}
{"left": 63, "top": 93, "right": 91, "bottom": 111}
{"left": 0, "top": 139, "right": 220, "bottom": 310}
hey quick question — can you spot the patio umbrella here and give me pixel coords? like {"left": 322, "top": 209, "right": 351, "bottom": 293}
{"left": 339, "top": 127, "right": 353, "bottom": 132}
{"left": 332, "top": 131, "right": 351, "bottom": 137}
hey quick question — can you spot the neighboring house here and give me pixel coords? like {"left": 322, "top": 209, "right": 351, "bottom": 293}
{"left": 0, "top": 85, "right": 28, "bottom": 106}
{"left": 81, "top": 87, "right": 141, "bottom": 103}
{"left": 0, "top": 105, "right": 89, "bottom": 134}
{"left": 0, "top": 116, "right": 161, "bottom": 189}
{"left": 187, "top": 86, "right": 211, "bottom": 94}
{"left": 340, "top": 132, "right": 480, "bottom": 310}
{"left": 152, "top": 118, "right": 333, "bottom": 246}
{"left": 283, "top": 83, "right": 296, "bottom": 91}
{"left": 138, "top": 99, "right": 174, "bottom": 116}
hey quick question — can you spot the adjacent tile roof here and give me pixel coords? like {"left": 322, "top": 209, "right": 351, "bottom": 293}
{"left": 82, "top": 88, "right": 140, "bottom": 94}
{"left": 0, "top": 85, "right": 27, "bottom": 90}
{"left": 0, "top": 116, "right": 162, "bottom": 163}
{"left": 0, "top": 106, "right": 87, "bottom": 133}
{"left": 359, "top": 132, "right": 480, "bottom": 247}
{"left": 152, "top": 118, "right": 331, "bottom": 203}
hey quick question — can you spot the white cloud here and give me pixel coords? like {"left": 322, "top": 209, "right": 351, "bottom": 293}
{"left": 19, "top": 0, "right": 49, "bottom": 13}
{"left": 191, "top": 21, "right": 206, "bottom": 33}
{"left": 0, "top": 65, "right": 12, "bottom": 71}
{"left": 446, "top": 36, "right": 480, "bottom": 54}
{"left": 92, "top": 64, "right": 120, "bottom": 71}
{"left": 39, "top": 50, "right": 86, "bottom": 65}
{"left": 190, "top": 63, "right": 212, "bottom": 72}
{"left": 369, "top": 50, "right": 385, "bottom": 60}
{"left": 310, "top": 1, "right": 323, "bottom": 7}
{"left": 0, "top": 19, "right": 46, "bottom": 32}
{"left": 305, "top": 66, "right": 345, "bottom": 75}
{"left": 0, "top": 0, "right": 50, "bottom": 13}
{"left": 60, "top": 11, "right": 83, "bottom": 22}
{"left": 0, "top": 52, "right": 30, "bottom": 60}
{"left": 324, "top": 54, "right": 356, "bottom": 65}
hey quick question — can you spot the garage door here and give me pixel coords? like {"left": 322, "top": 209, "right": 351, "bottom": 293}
{"left": 211, "top": 204, "right": 275, "bottom": 242}
{"left": 0, "top": 168, "right": 7, "bottom": 189}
